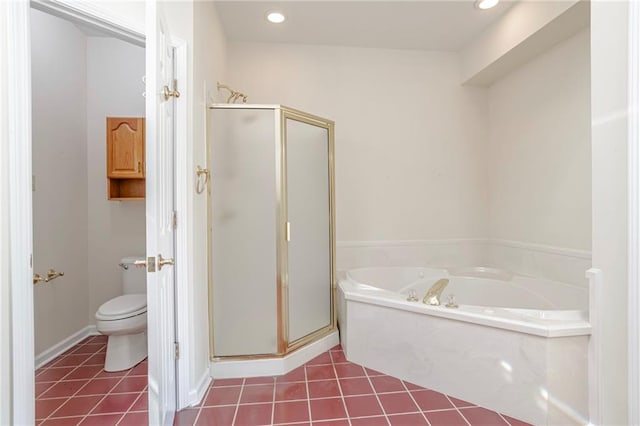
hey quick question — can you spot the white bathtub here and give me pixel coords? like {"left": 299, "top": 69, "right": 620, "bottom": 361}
{"left": 338, "top": 266, "right": 591, "bottom": 425}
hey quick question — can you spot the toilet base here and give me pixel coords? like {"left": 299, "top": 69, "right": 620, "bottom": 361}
{"left": 104, "top": 331, "right": 147, "bottom": 372}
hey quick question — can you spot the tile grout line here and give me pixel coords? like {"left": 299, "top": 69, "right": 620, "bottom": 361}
{"left": 498, "top": 412, "right": 515, "bottom": 426}
{"left": 192, "top": 379, "right": 215, "bottom": 425}
{"left": 115, "top": 384, "right": 148, "bottom": 425}
{"left": 361, "top": 368, "right": 391, "bottom": 426}
{"left": 304, "top": 363, "right": 313, "bottom": 426}
{"left": 41, "top": 340, "right": 143, "bottom": 426}
{"left": 79, "top": 357, "right": 141, "bottom": 424}
{"left": 40, "top": 343, "right": 109, "bottom": 424}
{"left": 402, "top": 381, "right": 433, "bottom": 426}
{"left": 230, "top": 378, "right": 245, "bottom": 425}
{"left": 270, "top": 378, "right": 276, "bottom": 425}
{"left": 329, "top": 352, "right": 353, "bottom": 426}
{"left": 444, "top": 395, "right": 473, "bottom": 426}
{"left": 73, "top": 355, "right": 132, "bottom": 425}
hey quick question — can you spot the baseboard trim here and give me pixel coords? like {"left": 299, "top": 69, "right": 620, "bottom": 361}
{"left": 210, "top": 330, "right": 339, "bottom": 379}
{"left": 35, "top": 325, "right": 99, "bottom": 369}
{"left": 188, "top": 369, "right": 212, "bottom": 407}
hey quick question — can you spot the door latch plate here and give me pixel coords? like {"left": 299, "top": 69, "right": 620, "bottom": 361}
{"left": 147, "top": 256, "right": 156, "bottom": 272}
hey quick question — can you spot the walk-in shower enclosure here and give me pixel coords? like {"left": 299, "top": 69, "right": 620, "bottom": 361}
{"left": 208, "top": 105, "right": 336, "bottom": 359}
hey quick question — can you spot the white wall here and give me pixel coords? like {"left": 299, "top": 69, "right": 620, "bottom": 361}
{"left": 58, "top": 0, "right": 229, "bottom": 406}
{"left": 191, "top": 0, "right": 227, "bottom": 401}
{"left": 227, "top": 42, "right": 490, "bottom": 242}
{"left": 161, "top": 0, "right": 229, "bottom": 405}
{"left": 0, "top": 5, "right": 14, "bottom": 422}
{"left": 591, "top": 2, "right": 629, "bottom": 423}
{"left": 3, "top": 0, "right": 223, "bottom": 418}
{"left": 487, "top": 28, "right": 591, "bottom": 251}
{"left": 460, "top": 0, "right": 586, "bottom": 85}
{"left": 31, "top": 8, "right": 90, "bottom": 355}
{"left": 86, "top": 37, "right": 146, "bottom": 321}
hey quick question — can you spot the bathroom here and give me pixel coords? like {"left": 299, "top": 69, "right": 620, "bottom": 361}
{"left": 30, "top": 1, "right": 149, "bottom": 398}
{"left": 3, "top": 0, "right": 636, "bottom": 425}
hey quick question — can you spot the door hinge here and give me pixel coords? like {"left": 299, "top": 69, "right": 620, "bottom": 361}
{"left": 174, "top": 342, "right": 180, "bottom": 360}
{"left": 172, "top": 211, "right": 177, "bottom": 229}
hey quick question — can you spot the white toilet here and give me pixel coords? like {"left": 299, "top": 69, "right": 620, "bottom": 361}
{"left": 95, "top": 256, "right": 148, "bottom": 372}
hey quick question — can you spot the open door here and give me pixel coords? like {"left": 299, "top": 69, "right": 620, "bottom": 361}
{"left": 145, "top": 1, "right": 177, "bottom": 424}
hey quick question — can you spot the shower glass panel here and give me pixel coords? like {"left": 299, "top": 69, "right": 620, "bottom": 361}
{"left": 208, "top": 104, "right": 335, "bottom": 361}
{"left": 285, "top": 118, "right": 332, "bottom": 343}
{"left": 210, "top": 108, "right": 278, "bottom": 356}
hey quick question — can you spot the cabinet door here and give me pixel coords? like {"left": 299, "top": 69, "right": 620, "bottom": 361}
{"left": 107, "top": 117, "right": 145, "bottom": 178}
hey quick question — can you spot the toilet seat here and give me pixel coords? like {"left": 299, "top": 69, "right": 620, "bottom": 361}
{"left": 96, "top": 294, "right": 146, "bottom": 320}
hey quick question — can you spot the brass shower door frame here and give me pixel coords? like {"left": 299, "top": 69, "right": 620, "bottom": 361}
{"left": 207, "top": 104, "right": 336, "bottom": 361}
{"left": 279, "top": 106, "right": 337, "bottom": 354}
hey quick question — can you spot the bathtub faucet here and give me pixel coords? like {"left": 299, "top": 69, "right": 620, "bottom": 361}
{"left": 422, "top": 278, "right": 450, "bottom": 306}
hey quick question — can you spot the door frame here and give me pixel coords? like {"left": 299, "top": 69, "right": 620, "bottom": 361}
{"left": 629, "top": 1, "right": 640, "bottom": 424}
{"left": 2, "top": 0, "right": 192, "bottom": 422}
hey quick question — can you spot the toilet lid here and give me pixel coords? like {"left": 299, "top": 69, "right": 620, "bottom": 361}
{"left": 96, "top": 294, "right": 147, "bottom": 320}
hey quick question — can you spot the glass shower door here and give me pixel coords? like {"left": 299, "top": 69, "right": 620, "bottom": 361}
{"left": 210, "top": 108, "right": 279, "bottom": 356}
{"left": 285, "top": 115, "right": 333, "bottom": 344}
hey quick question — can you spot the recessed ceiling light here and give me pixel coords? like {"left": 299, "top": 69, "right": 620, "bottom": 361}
{"left": 475, "top": 0, "right": 499, "bottom": 10}
{"left": 266, "top": 11, "right": 286, "bottom": 24}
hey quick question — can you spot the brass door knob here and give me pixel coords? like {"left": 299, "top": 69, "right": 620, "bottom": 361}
{"left": 163, "top": 85, "right": 180, "bottom": 101}
{"left": 157, "top": 254, "right": 175, "bottom": 271}
{"left": 134, "top": 259, "right": 147, "bottom": 268}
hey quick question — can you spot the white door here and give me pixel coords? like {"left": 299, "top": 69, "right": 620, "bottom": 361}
{"left": 145, "top": 1, "right": 177, "bottom": 424}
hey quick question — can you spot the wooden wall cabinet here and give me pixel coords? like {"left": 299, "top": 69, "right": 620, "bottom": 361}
{"left": 106, "top": 117, "right": 145, "bottom": 200}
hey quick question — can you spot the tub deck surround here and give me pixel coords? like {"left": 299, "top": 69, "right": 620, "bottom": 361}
{"left": 338, "top": 267, "right": 590, "bottom": 425}
{"left": 343, "top": 266, "right": 590, "bottom": 338}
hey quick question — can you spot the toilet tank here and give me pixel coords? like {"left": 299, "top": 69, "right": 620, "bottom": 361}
{"left": 121, "top": 256, "right": 147, "bottom": 294}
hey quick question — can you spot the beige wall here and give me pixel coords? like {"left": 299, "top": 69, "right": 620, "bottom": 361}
{"left": 31, "top": 8, "right": 90, "bottom": 355}
{"left": 227, "top": 42, "right": 490, "bottom": 242}
{"left": 487, "top": 28, "right": 591, "bottom": 251}
{"left": 86, "top": 37, "right": 146, "bottom": 322}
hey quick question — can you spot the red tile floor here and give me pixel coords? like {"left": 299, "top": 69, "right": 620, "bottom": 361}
{"left": 35, "top": 335, "right": 148, "bottom": 425}
{"left": 36, "top": 337, "right": 531, "bottom": 426}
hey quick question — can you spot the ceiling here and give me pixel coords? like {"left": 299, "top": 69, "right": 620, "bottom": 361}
{"left": 214, "top": 1, "right": 517, "bottom": 52}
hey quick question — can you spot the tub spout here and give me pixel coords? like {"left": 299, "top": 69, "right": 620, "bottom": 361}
{"left": 423, "top": 278, "right": 449, "bottom": 306}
